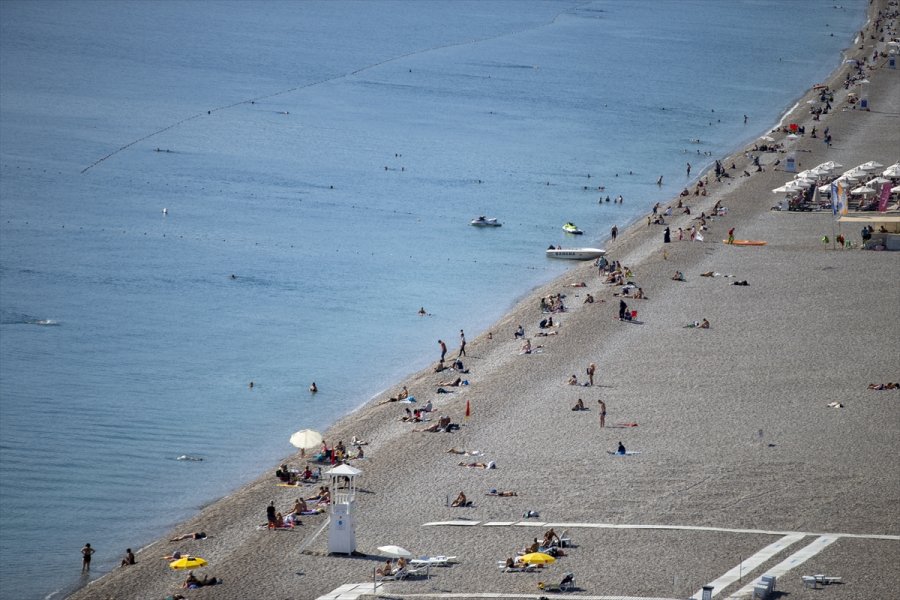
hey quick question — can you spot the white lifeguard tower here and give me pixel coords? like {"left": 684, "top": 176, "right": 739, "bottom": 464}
{"left": 325, "top": 463, "right": 361, "bottom": 555}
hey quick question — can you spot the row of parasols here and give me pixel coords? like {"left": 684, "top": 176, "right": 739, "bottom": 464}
{"left": 773, "top": 160, "right": 900, "bottom": 196}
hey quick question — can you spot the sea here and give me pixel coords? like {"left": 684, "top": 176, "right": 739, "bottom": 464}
{"left": 0, "top": 1, "right": 866, "bottom": 598}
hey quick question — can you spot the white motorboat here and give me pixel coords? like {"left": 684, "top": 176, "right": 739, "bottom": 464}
{"left": 562, "top": 222, "right": 583, "bottom": 235}
{"left": 471, "top": 216, "right": 502, "bottom": 227}
{"left": 545, "top": 247, "right": 605, "bottom": 260}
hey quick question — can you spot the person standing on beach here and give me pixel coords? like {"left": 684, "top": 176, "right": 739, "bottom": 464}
{"left": 598, "top": 399, "right": 606, "bottom": 427}
{"left": 458, "top": 329, "right": 466, "bottom": 358}
{"left": 266, "top": 501, "right": 276, "bottom": 528}
{"left": 586, "top": 363, "right": 596, "bottom": 386}
{"left": 618, "top": 299, "right": 628, "bottom": 321}
{"left": 686, "top": 162, "right": 692, "bottom": 177}
{"left": 438, "top": 339, "right": 447, "bottom": 362}
{"left": 81, "top": 543, "right": 95, "bottom": 573}
{"left": 663, "top": 227, "right": 671, "bottom": 244}
{"left": 611, "top": 225, "right": 618, "bottom": 241}
{"left": 727, "top": 228, "right": 735, "bottom": 244}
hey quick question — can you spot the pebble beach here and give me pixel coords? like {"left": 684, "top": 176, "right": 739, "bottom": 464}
{"left": 68, "top": 2, "right": 899, "bottom": 599}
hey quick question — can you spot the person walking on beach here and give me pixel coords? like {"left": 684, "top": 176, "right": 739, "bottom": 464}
{"left": 610, "top": 225, "right": 618, "bottom": 241}
{"left": 438, "top": 339, "right": 447, "bottom": 362}
{"left": 81, "top": 543, "right": 95, "bottom": 573}
{"left": 598, "top": 399, "right": 606, "bottom": 428}
{"left": 586, "top": 363, "right": 596, "bottom": 386}
{"left": 458, "top": 329, "right": 466, "bottom": 358}
{"left": 618, "top": 299, "right": 628, "bottom": 321}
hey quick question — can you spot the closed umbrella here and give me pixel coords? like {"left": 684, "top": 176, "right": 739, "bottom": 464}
{"left": 289, "top": 429, "right": 323, "bottom": 450}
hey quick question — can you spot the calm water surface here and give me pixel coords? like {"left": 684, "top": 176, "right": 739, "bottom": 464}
{"left": 0, "top": 1, "right": 864, "bottom": 597}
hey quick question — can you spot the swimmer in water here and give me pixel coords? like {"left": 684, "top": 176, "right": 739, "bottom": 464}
{"left": 309, "top": 382, "right": 318, "bottom": 393}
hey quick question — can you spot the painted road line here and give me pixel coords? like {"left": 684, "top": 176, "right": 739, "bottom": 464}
{"left": 725, "top": 536, "right": 839, "bottom": 598}
{"left": 691, "top": 533, "right": 806, "bottom": 598}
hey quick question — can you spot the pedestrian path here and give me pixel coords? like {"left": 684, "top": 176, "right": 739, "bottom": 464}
{"left": 689, "top": 533, "right": 806, "bottom": 599}
{"left": 724, "top": 536, "right": 838, "bottom": 599}
{"left": 423, "top": 519, "right": 900, "bottom": 540}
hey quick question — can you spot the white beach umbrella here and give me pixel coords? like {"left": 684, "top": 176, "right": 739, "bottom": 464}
{"left": 850, "top": 185, "right": 875, "bottom": 195}
{"left": 868, "top": 177, "right": 890, "bottom": 185}
{"left": 882, "top": 164, "right": 900, "bottom": 178}
{"left": 759, "top": 135, "right": 775, "bottom": 142}
{"left": 378, "top": 545, "right": 413, "bottom": 558}
{"left": 772, "top": 183, "right": 804, "bottom": 194}
{"left": 289, "top": 428, "right": 324, "bottom": 450}
{"left": 816, "top": 161, "right": 843, "bottom": 170}
{"left": 892, "top": 185, "right": 900, "bottom": 194}
{"left": 786, "top": 133, "right": 799, "bottom": 140}
{"left": 856, "top": 161, "right": 884, "bottom": 171}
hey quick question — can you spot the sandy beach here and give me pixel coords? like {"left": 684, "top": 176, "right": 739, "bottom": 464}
{"left": 69, "top": 3, "right": 899, "bottom": 599}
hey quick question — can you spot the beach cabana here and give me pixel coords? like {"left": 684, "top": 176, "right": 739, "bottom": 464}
{"left": 838, "top": 214, "right": 900, "bottom": 250}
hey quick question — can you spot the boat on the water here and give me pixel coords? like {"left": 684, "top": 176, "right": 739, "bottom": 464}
{"left": 546, "top": 247, "right": 605, "bottom": 260}
{"left": 471, "top": 216, "right": 502, "bottom": 227}
{"left": 562, "top": 222, "right": 583, "bottom": 235}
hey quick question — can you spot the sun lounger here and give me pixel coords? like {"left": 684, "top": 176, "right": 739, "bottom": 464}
{"left": 496, "top": 560, "right": 536, "bottom": 573}
{"left": 752, "top": 574, "right": 776, "bottom": 599}
{"left": 559, "top": 530, "right": 572, "bottom": 547}
{"left": 538, "top": 572, "right": 575, "bottom": 592}
{"left": 410, "top": 555, "right": 456, "bottom": 567}
{"left": 803, "top": 574, "right": 842, "bottom": 588}
{"left": 376, "top": 567, "right": 409, "bottom": 581}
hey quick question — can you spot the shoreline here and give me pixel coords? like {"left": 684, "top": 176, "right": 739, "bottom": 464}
{"left": 68, "top": 2, "right": 899, "bottom": 598}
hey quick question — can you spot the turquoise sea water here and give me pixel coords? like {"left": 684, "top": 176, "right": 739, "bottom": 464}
{"left": 0, "top": 1, "right": 865, "bottom": 598}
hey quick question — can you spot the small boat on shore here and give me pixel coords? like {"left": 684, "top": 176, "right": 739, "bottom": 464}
{"left": 471, "top": 216, "right": 502, "bottom": 227}
{"left": 546, "top": 247, "right": 605, "bottom": 260}
{"left": 562, "top": 222, "right": 583, "bottom": 235}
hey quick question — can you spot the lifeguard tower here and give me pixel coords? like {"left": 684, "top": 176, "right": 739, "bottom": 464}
{"left": 325, "top": 463, "right": 361, "bottom": 554}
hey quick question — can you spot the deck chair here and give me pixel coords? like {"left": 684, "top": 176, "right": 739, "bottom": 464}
{"left": 538, "top": 573, "right": 575, "bottom": 592}
{"left": 559, "top": 530, "right": 572, "bottom": 547}
{"left": 376, "top": 567, "right": 408, "bottom": 582}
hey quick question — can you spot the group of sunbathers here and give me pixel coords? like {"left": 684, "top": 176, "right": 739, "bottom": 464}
{"left": 540, "top": 294, "right": 567, "bottom": 313}
{"left": 868, "top": 382, "right": 899, "bottom": 389}
{"left": 503, "top": 528, "right": 568, "bottom": 570}
{"left": 413, "top": 415, "right": 457, "bottom": 433}
{"left": 376, "top": 557, "right": 407, "bottom": 577}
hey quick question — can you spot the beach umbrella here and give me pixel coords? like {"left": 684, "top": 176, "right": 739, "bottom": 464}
{"left": 850, "top": 185, "right": 875, "bottom": 195}
{"left": 882, "top": 164, "right": 900, "bottom": 178}
{"left": 786, "top": 133, "right": 799, "bottom": 140}
{"left": 772, "top": 183, "right": 803, "bottom": 194}
{"left": 169, "top": 556, "right": 208, "bottom": 570}
{"left": 891, "top": 185, "right": 900, "bottom": 194}
{"left": 377, "top": 545, "right": 412, "bottom": 558}
{"left": 856, "top": 161, "right": 884, "bottom": 171}
{"left": 519, "top": 552, "right": 556, "bottom": 565}
{"left": 759, "top": 135, "right": 775, "bottom": 142}
{"left": 289, "top": 428, "right": 323, "bottom": 450}
{"left": 816, "top": 161, "right": 842, "bottom": 171}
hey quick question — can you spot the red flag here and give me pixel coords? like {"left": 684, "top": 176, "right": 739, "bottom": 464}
{"left": 878, "top": 181, "right": 891, "bottom": 212}
{"left": 465, "top": 399, "right": 471, "bottom": 419}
